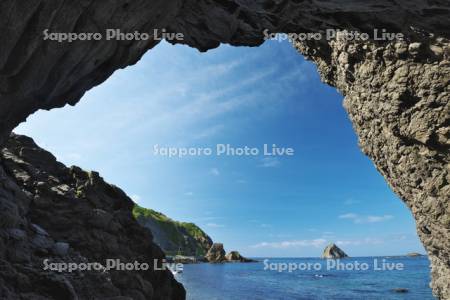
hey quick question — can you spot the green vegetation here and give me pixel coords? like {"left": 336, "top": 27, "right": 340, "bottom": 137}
{"left": 133, "top": 204, "right": 212, "bottom": 256}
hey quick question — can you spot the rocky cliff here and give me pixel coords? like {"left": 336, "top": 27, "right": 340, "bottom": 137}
{"left": 133, "top": 205, "right": 213, "bottom": 257}
{"left": 205, "top": 243, "right": 226, "bottom": 263}
{"left": 0, "top": 134, "right": 184, "bottom": 299}
{"left": 0, "top": 1, "right": 449, "bottom": 298}
{"left": 295, "top": 36, "right": 449, "bottom": 297}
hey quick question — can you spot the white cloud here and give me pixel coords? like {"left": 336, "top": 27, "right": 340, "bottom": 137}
{"left": 251, "top": 236, "right": 386, "bottom": 249}
{"left": 184, "top": 192, "right": 194, "bottom": 196}
{"left": 250, "top": 239, "right": 327, "bottom": 249}
{"left": 259, "top": 157, "right": 280, "bottom": 168}
{"left": 339, "top": 213, "right": 359, "bottom": 220}
{"left": 206, "top": 223, "right": 225, "bottom": 228}
{"left": 366, "top": 215, "right": 394, "bottom": 223}
{"left": 339, "top": 213, "right": 393, "bottom": 224}
{"left": 336, "top": 238, "right": 384, "bottom": 246}
{"left": 210, "top": 168, "right": 220, "bottom": 176}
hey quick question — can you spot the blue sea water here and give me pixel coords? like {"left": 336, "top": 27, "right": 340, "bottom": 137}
{"left": 175, "top": 257, "right": 434, "bottom": 300}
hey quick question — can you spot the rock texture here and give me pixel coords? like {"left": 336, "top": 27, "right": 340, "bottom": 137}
{"left": 225, "top": 251, "right": 255, "bottom": 263}
{"left": 0, "top": 1, "right": 449, "bottom": 298}
{"left": 205, "top": 243, "right": 226, "bottom": 263}
{"left": 321, "top": 243, "right": 349, "bottom": 259}
{"left": 0, "top": 0, "right": 449, "bottom": 146}
{"left": 0, "top": 134, "right": 184, "bottom": 299}
{"left": 295, "top": 36, "right": 449, "bottom": 298}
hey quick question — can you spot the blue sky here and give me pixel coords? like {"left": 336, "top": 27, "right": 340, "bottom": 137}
{"left": 15, "top": 40, "right": 425, "bottom": 257}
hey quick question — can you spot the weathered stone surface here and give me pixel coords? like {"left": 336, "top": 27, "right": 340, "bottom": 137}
{"left": 0, "top": 1, "right": 449, "bottom": 298}
{"left": 0, "top": 0, "right": 449, "bottom": 145}
{"left": 225, "top": 251, "right": 255, "bottom": 263}
{"left": 321, "top": 243, "right": 348, "bottom": 259}
{"left": 205, "top": 243, "right": 226, "bottom": 263}
{"left": 294, "top": 36, "right": 449, "bottom": 299}
{"left": 0, "top": 134, "right": 185, "bottom": 299}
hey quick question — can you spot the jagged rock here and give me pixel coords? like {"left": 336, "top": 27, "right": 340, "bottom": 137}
{"left": 321, "top": 243, "right": 348, "bottom": 259}
{"left": 0, "top": 134, "right": 185, "bottom": 299}
{"left": 295, "top": 36, "right": 449, "bottom": 298}
{"left": 225, "top": 251, "right": 255, "bottom": 263}
{"left": 205, "top": 243, "right": 226, "bottom": 263}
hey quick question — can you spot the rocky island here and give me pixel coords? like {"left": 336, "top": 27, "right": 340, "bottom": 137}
{"left": 205, "top": 243, "right": 255, "bottom": 263}
{"left": 321, "top": 243, "right": 349, "bottom": 259}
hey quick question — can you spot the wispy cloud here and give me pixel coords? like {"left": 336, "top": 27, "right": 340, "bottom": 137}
{"left": 251, "top": 237, "right": 385, "bottom": 249}
{"left": 206, "top": 223, "right": 225, "bottom": 228}
{"left": 210, "top": 168, "right": 220, "bottom": 176}
{"left": 259, "top": 157, "right": 280, "bottom": 168}
{"left": 184, "top": 192, "right": 194, "bottom": 196}
{"left": 339, "top": 213, "right": 393, "bottom": 224}
{"left": 336, "top": 238, "right": 384, "bottom": 246}
{"left": 250, "top": 239, "right": 327, "bottom": 249}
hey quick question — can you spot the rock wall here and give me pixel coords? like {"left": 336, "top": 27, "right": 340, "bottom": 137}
{"left": 295, "top": 37, "right": 449, "bottom": 298}
{"left": 0, "top": 0, "right": 449, "bottom": 298}
{"left": 1, "top": 0, "right": 448, "bottom": 145}
{"left": 0, "top": 134, "right": 185, "bottom": 299}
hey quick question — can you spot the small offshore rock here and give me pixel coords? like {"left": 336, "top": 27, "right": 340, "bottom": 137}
{"left": 392, "top": 288, "right": 409, "bottom": 293}
{"left": 321, "top": 243, "right": 348, "bottom": 259}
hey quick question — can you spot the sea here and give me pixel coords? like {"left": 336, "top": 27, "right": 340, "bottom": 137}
{"left": 175, "top": 256, "right": 434, "bottom": 300}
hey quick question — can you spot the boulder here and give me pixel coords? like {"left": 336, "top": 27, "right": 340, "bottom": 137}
{"left": 321, "top": 243, "right": 348, "bottom": 259}
{"left": 225, "top": 251, "right": 256, "bottom": 263}
{"left": 205, "top": 243, "right": 226, "bottom": 263}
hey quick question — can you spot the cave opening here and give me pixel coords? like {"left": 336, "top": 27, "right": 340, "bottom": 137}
{"left": 11, "top": 40, "right": 432, "bottom": 298}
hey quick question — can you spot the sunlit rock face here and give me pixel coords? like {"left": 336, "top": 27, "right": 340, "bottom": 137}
{"left": 0, "top": 0, "right": 449, "bottom": 298}
{"left": 294, "top": 37, "right": 449, "bottom": 298}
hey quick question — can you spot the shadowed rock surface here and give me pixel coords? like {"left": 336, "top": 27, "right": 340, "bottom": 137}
{"left": 0, "top": 134, "right": 185, "bottom": 299}
{"left": 0, "top": 1, "right": 449, "bottom": 298}
{"left": 321, "top": 243, "right": 349, "bottom": 259}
